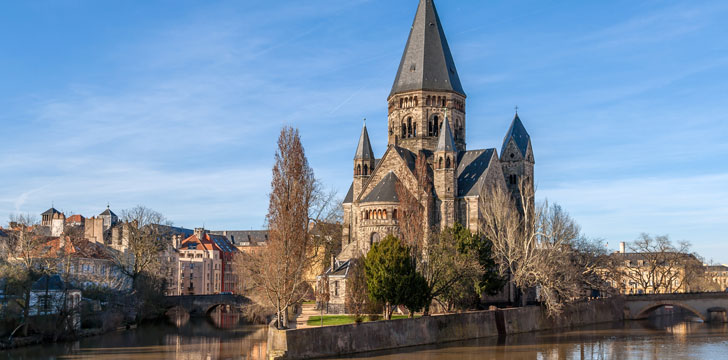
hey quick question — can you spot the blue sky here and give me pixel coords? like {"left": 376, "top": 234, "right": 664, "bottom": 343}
{"left": 1, "top": 0, "right": 727, "bottom": 263}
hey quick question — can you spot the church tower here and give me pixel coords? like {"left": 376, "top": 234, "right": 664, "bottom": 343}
{"left": 433, "top": 114, "right": 458, "bottom": 229}
{"left": 500, "top": 112, "right": 534, "bottom": 207}
{"left": 387, "top": 0, "right": 467, "bottom": 154}
{"left": 353, "top": 122, "right": 375, "bottom": 201}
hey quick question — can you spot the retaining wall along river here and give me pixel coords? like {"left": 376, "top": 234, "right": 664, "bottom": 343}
{"left": 267, "top": 297, "right": 625, "bottom": 359}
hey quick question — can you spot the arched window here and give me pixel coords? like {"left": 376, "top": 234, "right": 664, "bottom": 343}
{"left": 401, "top": 122, "right": 406, "bottom": 138}
{"left": 399, "top": 98, "right": 403, "bottom": 108}
{"left": 356, "top": 164, "right": 361, "bottom": 175}
{"left": 370, "top": 232, "right": 381, "bottom": 247}
{"left": 445, "top": 157, "right": 451, "bottom": 168}
{"left": 393, "top": 209, "right": 398, "bottom": 220}
{"left": 509, "top": 174, "right": 518, "bottom": 185}
{"left": 407, "top": 117, "right": 412, "bottom": 138}
{"left": 363, "top": 164, "right": 368, "bottom": 176}
{"left": 426, "top": 96, "right": 431, "bottom": 106}
{"left": 383, "top": 210, "right": 388, "bottom": 219}
{"left": 414, "top": 96, "right": 418, "bottom": 106}
{"left": 429, "top": 115, "right": 440, "bottom": 137}
{"left": 413, "top": 123, "right": 417, "bottom": 137}
{"left": 438, "top": 157, "right": 443, "bottom": 169}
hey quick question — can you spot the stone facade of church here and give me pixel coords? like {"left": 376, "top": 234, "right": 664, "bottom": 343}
{"left": 323, "top": 0, "right": 535, "bottom": 312}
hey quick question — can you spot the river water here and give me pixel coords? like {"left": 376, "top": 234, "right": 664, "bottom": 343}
{"left": 3, "top": 310, "right": 727, "bottom": 359}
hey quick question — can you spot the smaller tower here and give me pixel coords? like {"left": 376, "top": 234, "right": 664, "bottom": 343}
{"left": 500, "top": 112, "right": 534, "bottom": 210}
{"left": 434, "top": 114, "right": 458, "bottom": 229}
{"left": 353, "top": 121, "right": 376, "bottom": 201}
{"left": 99, "top": 205, "right": 119, "bottom": 231}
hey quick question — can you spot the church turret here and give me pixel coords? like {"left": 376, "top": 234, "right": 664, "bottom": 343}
{"left": 434, "top": 114, "right": 458, "bottom": 229}
{"left": 387, "top": 0, "right": 467, "bottom": 154}
{"left": 500, "top": 112, "right": 534, "bottom": 206}
{"left": 353, "top": 121, "right": 376, "bottom": 201}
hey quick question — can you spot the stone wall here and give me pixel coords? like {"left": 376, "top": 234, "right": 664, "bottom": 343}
{"left": 268, "top": 298, "right": 625, "bottom": 359}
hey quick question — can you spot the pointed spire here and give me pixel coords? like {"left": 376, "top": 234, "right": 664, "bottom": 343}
{"left": 354, "top": 121, "right": 375, "bottom": 160}
{"left": 390, "top": 0, "right": 464, "bottom": 97}
{"left": 436, "top": 115, "right": 457, "bottom": 152}
{"left": 501, "top": 112, "right": 531, "bottom": 157}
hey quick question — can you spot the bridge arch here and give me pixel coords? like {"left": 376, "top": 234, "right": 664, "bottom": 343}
{"left": 634, "top": 301, "right": 706, "bottom": 322}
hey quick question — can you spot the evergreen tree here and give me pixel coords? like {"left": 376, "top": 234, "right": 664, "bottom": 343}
{"left": 364, "top": 235, "right": 425, "bottom": 319}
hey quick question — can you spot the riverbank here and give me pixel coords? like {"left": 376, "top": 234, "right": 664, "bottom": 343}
{"left": 0, "top": 327, "right": 109, "bottom": 350}
{"left": 268, "top": 297, "right": 625, "bottom": 359}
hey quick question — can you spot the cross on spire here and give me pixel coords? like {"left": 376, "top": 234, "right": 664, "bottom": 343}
{"left": 514, "top": 105, "right": 519, "bottom": 115}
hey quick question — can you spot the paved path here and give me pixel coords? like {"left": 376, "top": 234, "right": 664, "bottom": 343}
{"left": 293, "top": 303, "right": 318, "bottom": 329}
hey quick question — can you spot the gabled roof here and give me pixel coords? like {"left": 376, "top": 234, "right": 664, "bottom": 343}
{"left": 179, "top": 234, "right": 218, "bottom": 252}
{"left": 436, "top": 116, "right": 457, "bottom": 152}
{"left": 354, "top": 123, "right": 375, "bottom": 160}
{"left": 31, "top": 274, "right": 66, "bottom": 291}
{"left": 343, "top": 183, "right": 354, "bottom": 204}
{"left": 390, "top": 0, "right": 464, "bottom": 97}
{"left": 394, "top": 146, "right": 417, "bottom": 172}
{"left": 501, "top": 113, "right": 531, "bottom": 158}
{"left": 42, "top": 207, "right": 62, "bottom": 216}
{"left": 362, "top": 171, "right": 400, "bottom": 203}
{"left": 324, "top": 259, "right": 351, "bottom": 277}
{"left": 456, "top": 149, "right": 496, "bottom": 197}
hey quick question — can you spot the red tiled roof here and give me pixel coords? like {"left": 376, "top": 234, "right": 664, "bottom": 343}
{"left": 65, "top": 215, "right": 85, "bottom": 223}
{"left": 179, "top": 233, "right": 221, "bottom": 252}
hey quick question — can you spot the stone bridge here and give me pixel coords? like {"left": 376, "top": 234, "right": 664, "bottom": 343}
{"left": 623, "top": 292, "right": 728, "bottom": 322}
{"left": 164, "top": 294, "right": 251, "bottom": 315}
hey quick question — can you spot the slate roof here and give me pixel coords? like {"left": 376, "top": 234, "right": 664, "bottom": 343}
{"left": 211, "top": 230, "right": 268, "bottom": 245}
{"left": 324, "top": 259, "right": 351, "bottom": 277}
{"left": 394, "top": 146, "right": 417, "bottom": 172}
{"left": 390, "top": 0, "right": 464, "bottom": 97}
{"left": 354, "top": 123, "right": 375, "bottom": 160}
{"left": 99, "top": 207, "right": 117, "bottom": 217}
{"left": 436, "top": 116, "right": 457, "bottom": 152}
{"left": 501, "top": 114, "right": 531, "bottom": 158}
{"left": 210, "top": 234, "right": 238, "bottom": 253}
{"left": 31, "top": 274, "right": 66, "bottom": 291}
{"left": 456, "top": 149, "right": 495, "bottom": 197}
{"left": 42, "top": 207, "right": 62, "bottom": 216}
{"left": 343, "top": 183, "right": 354, "bottom": 204}
{"left": 362, "top": 171, "right": 400, "bottom": 203}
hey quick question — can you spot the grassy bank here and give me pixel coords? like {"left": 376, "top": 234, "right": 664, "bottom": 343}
{"left": 307, "top": 315, "right": 418, "bottom": 326}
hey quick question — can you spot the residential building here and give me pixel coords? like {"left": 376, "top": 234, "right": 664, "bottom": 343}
{"left": 175, "top": 228, "right": 237, "bottom": 295}
{"left": 607, "top": 242, "right": 703, "bottom": 295}
{"left": 707, "top": 265, "right": 728, "bottom": 291}
{"left": 29, "top": 274, "right": 81, "bottom": 330}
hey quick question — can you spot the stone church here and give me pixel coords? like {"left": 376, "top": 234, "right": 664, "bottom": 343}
{"left": 324, "top": 0, "right": 535, "bottom": 311}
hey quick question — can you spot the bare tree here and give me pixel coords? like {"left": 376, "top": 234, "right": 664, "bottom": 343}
{"left": 106, "top": 206, "right": 171, "bottom": 291}
{"left": 617, "top": 234, "right": 700, "bottom": 294}
{"left": 3, "top": 214, "right": 55, "bottom": 336}
{"left": 395, "top": 151, "right": 432, "bottom": 256}
{"left": 237, "top": 127, "right": 322, "bottom": 329}
{"left": 479, "top": 179, "right": 538, "bottom": 306}
{"left": 345, "top": 257, "right": 368, "bottom": 320}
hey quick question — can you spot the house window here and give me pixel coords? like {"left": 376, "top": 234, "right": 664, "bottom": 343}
{"left": 334, "top": 281, "right": 339, "bottom": 297}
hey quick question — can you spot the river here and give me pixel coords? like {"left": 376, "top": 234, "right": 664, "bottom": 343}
{"left": 3, "top": 309, "right": 727, "bottom": 359}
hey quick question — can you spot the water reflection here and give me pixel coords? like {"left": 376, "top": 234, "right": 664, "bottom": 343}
{"left": 2, "top": 308, "right": 267, "bottom": 360}
{"left": 335, "top": 312, "right": 728, "bottom": 360}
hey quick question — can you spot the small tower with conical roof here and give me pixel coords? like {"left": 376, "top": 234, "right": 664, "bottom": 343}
{"left": 387, "top": 0, "right": 467, "bottom": 154}
{"left": 353, "top": 121, "right": 376, "bottom": 201}
{"left": 500, "top": 111, "right": 534, "bottom": 207}
{"left": 434, "top": 113, "right": 458, "bottom": 229}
